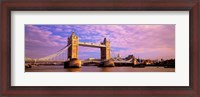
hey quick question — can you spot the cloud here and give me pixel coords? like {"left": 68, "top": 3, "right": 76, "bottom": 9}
{"left": 25, "top": 25, "right": 67, "bottom": 58}
{"left": 55, "top": 28, "right": 63, "bottom": 32}
{"left": 25, "top": 24, "right": 175, "bottom": 60}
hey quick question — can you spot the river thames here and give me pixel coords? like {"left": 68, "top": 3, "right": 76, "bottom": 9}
{"left": 25, "top": 65, "right": 175, "bottom": 72}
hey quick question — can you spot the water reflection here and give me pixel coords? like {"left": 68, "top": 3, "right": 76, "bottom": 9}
{"left": 65, "top": 68, "right": 82, "bottom": 72}
{"left": 100, "top": 67, "right": 114, "bottom": 72}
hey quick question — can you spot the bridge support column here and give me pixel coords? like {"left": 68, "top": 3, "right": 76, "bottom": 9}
{"left": 101, "top": 38, "right": 111, "bottom": 60}
{"left": 99, "top": 59, "right": 115, "bottom": 67}
{"left": 64, "top": 32, "right": 82, "bottom": 68}
{"left": 100, "top": 38, "right": 114, "bottom": 67}
{"left": 64, "top": 59, "right": 82, "bottom": 68}
{"left": 67, "top": 32, "right": 79, "bottom": 59}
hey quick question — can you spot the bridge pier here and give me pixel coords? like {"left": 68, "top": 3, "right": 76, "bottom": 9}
{"left": 65, "top": 32, "right": 82, "bottom": 68}
{"left": 99, "top": 59, "right": 115, "bottom": 67}
{"left": 64, "top": 58, "right": 82, "bottom": 68}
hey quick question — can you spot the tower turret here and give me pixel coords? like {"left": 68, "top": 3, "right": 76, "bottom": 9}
{"left": 100, "top": 38, "right": 110, "bottom": 60}
{"left": 67, "top": 32, "right": 79, "bottom": 59}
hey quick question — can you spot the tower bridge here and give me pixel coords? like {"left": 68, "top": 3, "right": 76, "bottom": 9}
{"left": 65, "top": 32, "right": 111, "bottom": 67}
{"left": 26, "top": 32, "right": 134, "bottom": 68}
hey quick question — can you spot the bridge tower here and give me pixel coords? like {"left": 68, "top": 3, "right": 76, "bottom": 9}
{"left": 101, "top": 38, "right": 111, "bottom": 60}
{"left": 67, "top": 32, "right": 79, "bottom": 59}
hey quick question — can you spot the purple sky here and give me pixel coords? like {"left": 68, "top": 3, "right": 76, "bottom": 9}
{"left": 25, "top": 25, "right": 175, "bottom": 60}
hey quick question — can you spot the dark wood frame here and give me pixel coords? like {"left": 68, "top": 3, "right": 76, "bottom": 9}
{"left": 0, "top": 0, "right": 199, "bottom": 97}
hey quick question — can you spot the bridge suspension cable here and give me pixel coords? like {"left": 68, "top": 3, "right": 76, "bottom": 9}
{"left": 38, "top": 44, "right": 71, "bottom": 61}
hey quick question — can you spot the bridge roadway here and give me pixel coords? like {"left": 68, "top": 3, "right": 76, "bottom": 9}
{"left": 82, "top": 60, "right": 132, "bottom": 64}
{"left": 79, "top": 42, "right": 106, "bottom": 48}
{"left": 26, "top": 60, "right": 133, "bottom": 65}
{"left": 26, "top": 60, "right": 65, "bottom": 63}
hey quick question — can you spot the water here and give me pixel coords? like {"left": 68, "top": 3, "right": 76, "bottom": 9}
{"left": 25, "top": 65, "right": 175, "bottom": 72}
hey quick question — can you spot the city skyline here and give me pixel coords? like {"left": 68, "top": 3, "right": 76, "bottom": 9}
{"left": 25, "top": 24, "right": 175, "bottom": 60}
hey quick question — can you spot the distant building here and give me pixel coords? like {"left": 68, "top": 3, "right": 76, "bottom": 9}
{"left": 114, "top": 53, "right": 123, "bottom": 61}
{"left": 133, "top": 58, "right": 138, "bottom": 65}
{"left": 88, "top": 58, "right": 95, "bottom": 61}
{"left": 125, "top": 55, "right": 135, "bottom": 60}
{"left": 117, "top": 53, "right": 121, "bottom": 58}
{"left": 143, "top": 59, "right": 153, "bottom": 65}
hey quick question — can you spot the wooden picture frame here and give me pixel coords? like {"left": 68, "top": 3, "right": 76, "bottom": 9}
{"left": 0, "top": 0, "right": 199, "bottom": 96}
